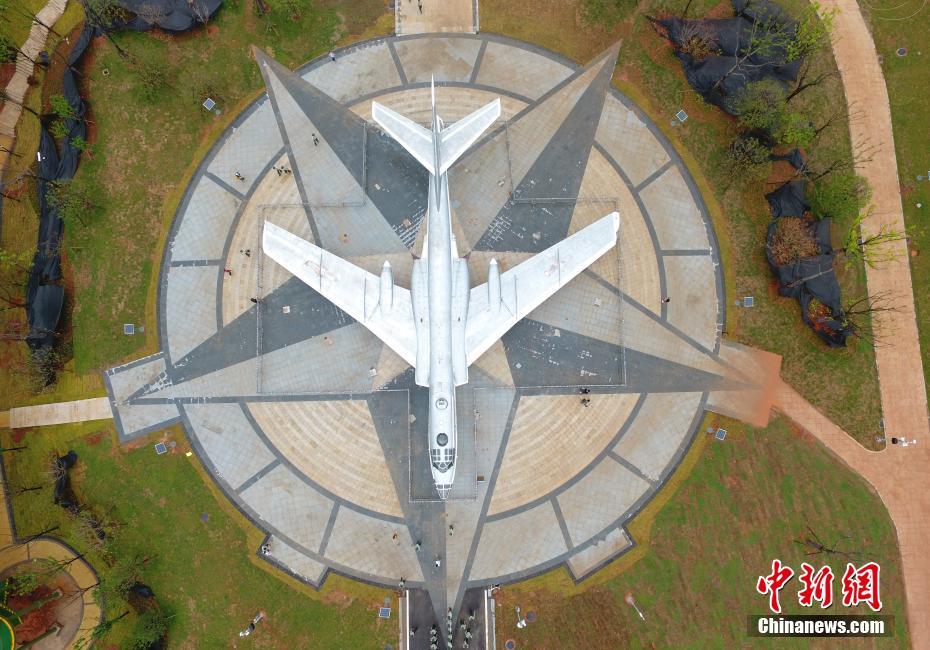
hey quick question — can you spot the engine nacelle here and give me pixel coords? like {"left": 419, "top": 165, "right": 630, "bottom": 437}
{"left": 379, "top": 261, "right": 394, "bottom": 311}
{"left": 488, "top": 258, "right": 501, "bottom": 313}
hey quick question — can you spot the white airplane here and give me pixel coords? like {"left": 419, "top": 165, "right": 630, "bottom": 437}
{"left": 262, "top": 82, "right": 619, "bottom": 499}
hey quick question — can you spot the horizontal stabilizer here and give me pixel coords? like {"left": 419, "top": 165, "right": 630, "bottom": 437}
{"left": 371, "top": 102, "right": 435, "bottom": 175}
{"left": 439, "top": 99, "right": 501, "bottom": 175}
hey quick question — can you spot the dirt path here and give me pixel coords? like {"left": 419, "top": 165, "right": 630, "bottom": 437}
{"left": 816, "top": 0, "right": 930, "bottom": 439}
{"left": 0, "top": 0, "right": 69, "bottom": 178}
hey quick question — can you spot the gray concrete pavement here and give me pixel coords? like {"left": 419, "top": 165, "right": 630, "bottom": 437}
{"left": 103, "top": 34, "right": 757, "bottom": 628}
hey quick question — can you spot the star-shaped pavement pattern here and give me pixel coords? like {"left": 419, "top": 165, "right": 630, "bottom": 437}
{"left": 105, "top": 35, "right": 776, "bottom": 644}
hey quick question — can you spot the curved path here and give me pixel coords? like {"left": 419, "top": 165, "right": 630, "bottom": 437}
{"left": 0, "top": 0, "right": 68, "bottom": 177}
{"left": 778, "top": 1, "right": 930, "bottom": 645}
{"left": 0, "top": 467, "right": 101, "bottom": 646}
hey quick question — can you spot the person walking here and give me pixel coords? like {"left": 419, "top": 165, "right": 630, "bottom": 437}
{"left": 234, "top": 171, "right": 245, "bottom": 181}
{"left": 329, "top": 50, "right": 336, "bottom": 61}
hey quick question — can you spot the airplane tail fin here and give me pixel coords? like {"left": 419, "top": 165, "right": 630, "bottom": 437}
{"left": 371, "top": 92, "right": 501, "bottom": 176}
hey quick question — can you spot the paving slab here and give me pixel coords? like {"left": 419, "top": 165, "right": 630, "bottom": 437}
{"left": 475, "top": 41, "right": 572, "bottom": 101}
{"left": 395, "top": 0, "right": 476, "bottom": 35}
{"left": 105, "top": 354, "right": 180, "bottom": 440}
{"left": 595, "top": 95, "right": 670, "bottom": 187}
{"left": 489, "top": 393, "right": 639, "bottom": 515}
{"left": 239, "top": 463, "right": 334, "bottom": 553}
{"left": 265, "top": 534, "right": 328, "bottom": 586}
{"left": 638, "top": 165, "right": 710, "bottom": 251}
{"left": 206, "top": 99, "right": 283, "bottom": 186}
{"left": 663, "top": 254, "right": 719, "bottom": 352}
{"left": 393, "top": 37, "right": 483, "bottom": 83}
{"left": 566, "top": 526, "right": 632, "bottom": 581}
{"left": 469, "top": 501, "right": 567, "bottom": 581}
{"left": 184, "top": 402, "right": 276, "bottom": 491}
{"left": 323, "top": 506, "right": 424, "bottom": 582}
{"left": 248, "top": 399, "right": 404, "bottom": 517}
{"left": 165, "top": 265, "right": 218, "bottom": 362}
{"left": 170, "top": 175, "right": 242, "bottom": 261}
{"left": 557, "top": 457, "right": 650, "bottom": 547}
{"left": 613, "top": 392, "right": 703, "bottom": 481}
{"left": 8, "top": 397, "right": 111, "bottom": 428}
{"left": 301, "top": 40, "right": 403, "bottom": 104}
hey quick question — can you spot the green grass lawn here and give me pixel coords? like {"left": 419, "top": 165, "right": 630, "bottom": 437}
{"left": 493, "top": 416, "right": 909, "bottom": 648}
{"left": 0, "top": 0, "right": 390, "bottom": 396}
{"left": 1, "top": 422, "right": 397, "bottom": 648}
{"left": 66, "top": 0, "right": 357, "bottom": 374}
{"left": 481, "top": 0, "right": 882, "bottom": 448}
{"left": 862, "top": 1, "right": 930, "bottom": 414}
{"left": 1, "top": 0, "right": 53, "bottom": 50}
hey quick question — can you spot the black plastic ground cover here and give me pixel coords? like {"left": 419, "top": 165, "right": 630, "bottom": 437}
{"left": 25, "top": 1, "right": 222, "bottom": 350}
{"left": 657, "top": 0, "right": 801, "bottom": 111}
{"left": 764, "top": 182, "right": 852, "bottom": 346}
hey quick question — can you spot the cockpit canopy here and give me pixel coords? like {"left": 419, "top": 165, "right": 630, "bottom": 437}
{"left": 430, "top": 446, "right": 455, "bottom": 472}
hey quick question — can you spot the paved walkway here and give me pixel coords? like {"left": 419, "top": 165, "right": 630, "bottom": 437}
{"left": 0, "top": 0, "right": 68, "bottom": 177}
{"left": 816, "top": 0, "right": 929, "bottom": 443}
{"left": 395, "top": 0, "right": 477, "bottom": 34}
{"left": 4, "top": 397, "right": 112, "bottom": 429}
{"left": 803, "top": 0, "right": 930, "bottom": 645}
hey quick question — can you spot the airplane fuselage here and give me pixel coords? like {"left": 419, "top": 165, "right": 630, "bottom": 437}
{"left": 410, "top": 113, "right": 470, "bottom": 500}
{"left": 262, "top": 78, "right": 619, "bottom": 504}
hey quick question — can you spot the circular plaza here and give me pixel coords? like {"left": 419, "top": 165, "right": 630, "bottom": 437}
{"left": 104, "top": 33, "right": 728, "bottom": 622}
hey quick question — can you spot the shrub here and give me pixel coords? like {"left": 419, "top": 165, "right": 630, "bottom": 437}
{"left": 769, "top": 216, "right": 819, "bottom": 265}
{"left": 809, "top": 172, "right": 870, "bottom": 222}
{"left": 727, "top": 134, "right": 772, "bottom": 180}
{"left": 134, "top": 58, "right": 170, "bottom": 102}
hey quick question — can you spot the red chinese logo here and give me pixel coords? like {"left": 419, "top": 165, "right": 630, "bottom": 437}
{"left": 841, "top": 562, "right": 882, "bottom": 612}
{"left": 756, "top": 560, "right": 883, "bottom": 613}
{"left": 756, "top": 559, "right": 795, "bottom": 614}
{"left": 797, "top": 562, "right": 834, "bottom": 609}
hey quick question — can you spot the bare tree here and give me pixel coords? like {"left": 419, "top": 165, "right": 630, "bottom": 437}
{"left": 133, "top": 3, "right": 168, "bottom": 27}
{"left": 795, "top": 526, "right": 862, "bottom": 559}
{"left": 801, "top": 140, "right": 877, "bottom": 183}
{"left": 10, "top": 484, "right": 43, "bottom": 496}
{"left": 841, "top": 291, "right": 899, "bottom": 345}
{"left": 190, "top": 0, "right": 213, "bottom": 29}
{"left": 785, "top": 59, "right": 838, "bottom": 103}
{"left": 18, "top": 524, "right": 61, "bottom": 546}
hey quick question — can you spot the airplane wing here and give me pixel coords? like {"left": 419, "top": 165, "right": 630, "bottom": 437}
{"left": 464, "top": 212, "right": 620, "bottom": 365}
{"left": 262, "top": 222, "right": 418, "bottom": 367}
